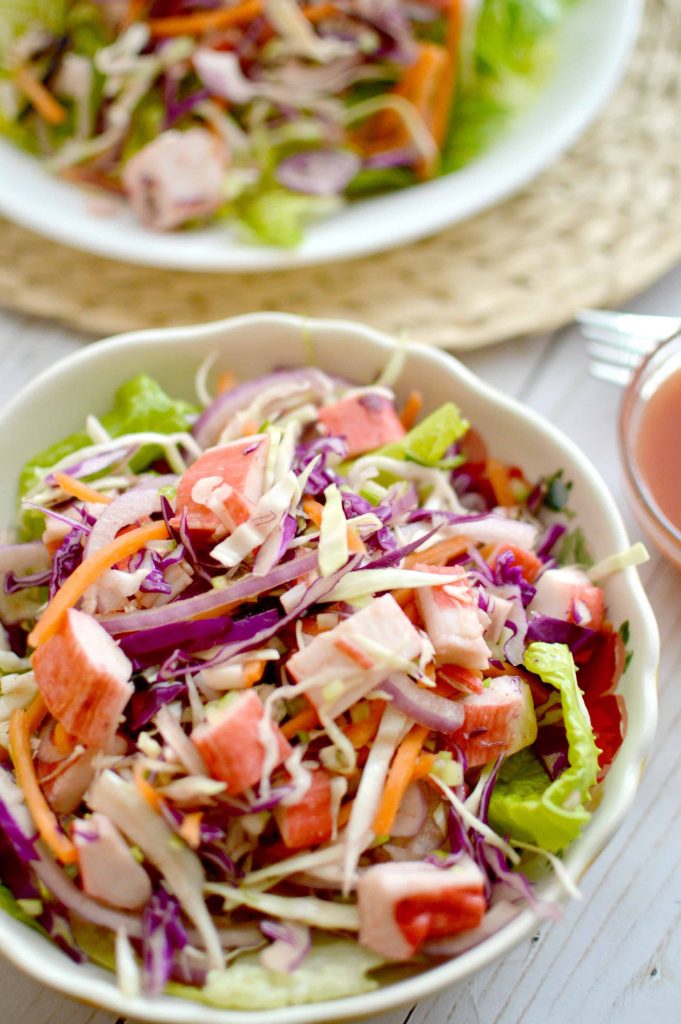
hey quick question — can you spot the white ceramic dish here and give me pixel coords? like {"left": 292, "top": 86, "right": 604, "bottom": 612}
{"left": 0, "top": 0, "right": 641, "bottom": 272}
{"left": 0, "top": 313, "right": 658, "bottom": 1022}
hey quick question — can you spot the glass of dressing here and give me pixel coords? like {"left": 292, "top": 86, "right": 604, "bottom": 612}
{"left": 620, "top": 328, "right": 681, "bottom": 567}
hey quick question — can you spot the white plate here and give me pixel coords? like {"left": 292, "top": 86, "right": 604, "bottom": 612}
{"left": 0, "top": 313, "right": 659, "bottom": 1023}
{"left": 0, "top": 0, "right": 641, "bottom": 272}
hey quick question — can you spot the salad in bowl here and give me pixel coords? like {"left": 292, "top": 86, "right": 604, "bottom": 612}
{"left": 0, "top": 316, "right": 655, "bottom": 1018}
{"left": 0, "top": 0, "right": 588, "bottom": 248}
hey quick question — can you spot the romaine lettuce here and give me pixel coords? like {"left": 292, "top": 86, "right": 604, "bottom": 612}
{"left": 168, "top": 938, "right": 384, "bottom": 1009}
{"left": 489, "top": 642, "right": 600, "bottom": 852}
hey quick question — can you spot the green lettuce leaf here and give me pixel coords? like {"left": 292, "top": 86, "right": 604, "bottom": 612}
{"left": 489, "top": 642, "right": 600, "bottom": 852}
{"left": 0, "top": 884, "right": 47, "bottom": 936}
{"left": 235, "top": 188, "right": 339, "bottom": 249}
{"left": 168, "top": 938, "right": 384, "bottom": 1010}
{"left": 379, "top": 402, "right": 470, "bottom": 467}
{"left": 19, "top": 374, "right": 196, "bottom": 537}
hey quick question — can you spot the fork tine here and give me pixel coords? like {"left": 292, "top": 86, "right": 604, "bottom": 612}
{"left": 588, "top": 362, "right": 632, "bottom": 387}
{"left": 585, "top": 341, "right": 644, "bottom": 368}
{"left": 576, "top": 308, "right": 681, "bottom": 343}
{"left": 579, "top": 325, "right": 656, "bottom": 353}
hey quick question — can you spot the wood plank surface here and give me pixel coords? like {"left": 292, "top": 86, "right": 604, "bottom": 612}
{"left": 1, "top": 262, "right": 679, "bottom": 1024}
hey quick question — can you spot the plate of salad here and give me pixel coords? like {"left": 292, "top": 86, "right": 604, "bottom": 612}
{"left": 0, "top": 0, "right": 640, "bottom": 270}
{"left": 0, "top": 314, "right": 658, "bottom": 1021}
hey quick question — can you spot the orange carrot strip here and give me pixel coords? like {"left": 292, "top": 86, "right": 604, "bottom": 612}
{"left": 404, "top": 534, "right": 469, "bottom": 569}
{"left": 302, "top": 496, "right": 324, "bottom": 526}
{"left": 342, "top": 700, "right": 385, "bottom": 749}
{"left": 486, "top": 458, "right": 517, "bottom": 507}
{"left": 148, "top": 0, "right": 338, "bottom": 35}
{"left": 410, "top": 752, "right": 436, "bottom": 782}
{"left": 14, "top": 67, "right": 66, "bottom": 126}
{"left": 392, "top": 587, "right": 413, "bottom": 607}
{"left": 373, "top": 724, "right": 429, "bottom": 836}
{"left": 400, "top": 390, "right": 423, "bottom": 431}
{"left": 347, "top": 525, "right": 366, "bottom": 554}
{"left": 178, "top": 811, "right": 203, "bottom": 849}
{"left": 134, "top": 768, "right": 164, "bottom": 813}
{"left": 241, "top": 659, "right": 266, "bottom": 687}
{"left": 28, "top": 521, "right": 169, "bottom": 648}
{"left": 52, "top": 723, "right": 74, "bottom": 756}
{"left": 9, "top": 708, "right": 77, "bottom": 864}
{"left": 281, "top": 704, "right": 320, "bottom": 740}
{"left": 53, "top": 472, "right": 113, "bottom": 506}
{"left": 429, "top": 0, "right": 462, "bottom": 147}
{"left": 337, "top": 799, "right": 354, "bottom": 829}
{"left": 24, "top": 694, "right": 48, "bottom": 734}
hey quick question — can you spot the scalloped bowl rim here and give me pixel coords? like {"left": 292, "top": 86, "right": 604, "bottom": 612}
{"left": 0, "top": 313, "right": 658, "bottom": 1022}
{"left": 0, "top": 0, "right": 642, "bottom": 271}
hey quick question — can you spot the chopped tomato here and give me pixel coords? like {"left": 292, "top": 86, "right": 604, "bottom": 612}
{"left": 395, "top": 887, "right": 486, "bottom": 947}
{"left": 274, "top": 769, "right": 333, "bottom": 849}
{"left": 577, "top": 630, "right": 626, "bottom": 700}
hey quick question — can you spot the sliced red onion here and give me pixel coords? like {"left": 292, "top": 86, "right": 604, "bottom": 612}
{"left": 536, "top": 523, "right": 567, "bottom": 562}
{"left": 0, "top": 542, "right": 50, "bottom": 578}
{"left": 99, "top": 550, "right": 319, "bottom": 636}
{"left": 260, "top": 921, "right": 311, "bottom": 973}
{"left": 0, "top": 798, "right": 39, "bottom": 861}
{"left": 390, "top": 782, "right": 428, "bottom": 838}
{"left": 381, "top": 674, "right": 464, "bottom": 734}
{"left": 526, "top": 615, "right": 598, "bottom": 656}
{"left": 275, "top": 149, "right": 361, "bottom": 196}
{"left": 408, "top": 510, "right": 538, "bottom": 550}
{"left": 192, "top": 368, "right": 335, "bottom": 449}
{"left": 118, "top": 615, "right": 233, "bottom": 662}
{"left": 364, "top": 146, "right": 416, "bottom": 169}
{"left": 33, "top": 853, "right": 143, "bottom": 938}
{"left": 85, "top": 488, "right": 164, "bottom": 557}
{"left": 44, "top": 444, "right": 137, "bottom": 485}
{"left": 22, "top": 503, "right": 92, "bottom": 533}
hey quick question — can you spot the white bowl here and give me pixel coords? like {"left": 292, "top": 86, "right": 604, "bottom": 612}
{"left": 0, "top": 314, "right": 658, "bottom": 1022}
{"left": 0, "top": 0, "right": 641, "bottom": 272}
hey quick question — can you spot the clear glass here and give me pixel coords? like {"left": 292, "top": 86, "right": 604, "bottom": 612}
{"left": 619, "top": 330, "right": 681, "bottom": 568}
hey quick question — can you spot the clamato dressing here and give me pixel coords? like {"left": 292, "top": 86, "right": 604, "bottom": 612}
{"left": 635, "top": 368, "right": 681, "bottom": 530}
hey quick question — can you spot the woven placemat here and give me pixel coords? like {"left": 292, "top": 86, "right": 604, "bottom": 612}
{"left": 0, "top": 0, "right": 679, "bottom": 348}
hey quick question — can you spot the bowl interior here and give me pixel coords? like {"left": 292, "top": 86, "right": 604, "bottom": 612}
{"left": 0, "top": 315, "right": 659, "bottom": 1023}
{"left": 0, "top": 0, "right": 641, "bottom": 271}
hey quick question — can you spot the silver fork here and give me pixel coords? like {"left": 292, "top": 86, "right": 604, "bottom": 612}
{"left": 577, "top": 309, "right": 681, "bottom": 386}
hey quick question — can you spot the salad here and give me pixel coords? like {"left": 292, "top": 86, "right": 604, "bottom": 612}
{"left": 0, "top": 357, "right": 645, "bottom": 1009}
{"left": 0, "top": 0, "right": 579, "bottom": 246}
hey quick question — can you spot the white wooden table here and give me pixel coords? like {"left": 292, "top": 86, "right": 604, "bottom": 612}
{"left": 2, "top": 264, "right": 680, "bottom": 1024}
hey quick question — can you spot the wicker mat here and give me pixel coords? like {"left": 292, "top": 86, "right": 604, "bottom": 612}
{"left": 0, "top": 0, "right": 679, "bottom": 349}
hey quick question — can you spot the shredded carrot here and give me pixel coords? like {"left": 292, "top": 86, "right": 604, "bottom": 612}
{"left": 302, "top": 496, "right": 324, "bottom": 526}
{"left": 241, "top": 659, "right": 266, "bottom": 687}
{"left": 342, "top": 700, "right": 385, "bottom": 749}
{"left": 134, "top": 768, "right": 164, "bottom": 813}
{"left": 346, "top": 525, "right": 366, "bottom": 554}
{"left": 404, "top": 535, "right": 469, "bottom": 569}
{"left": 337, "top": 799, "right": 354, "bottom": 829}
{"left": 217, "top": 371, "right": 237, "bottom": 395}
{"left": 53, "top": 472, "right": 113, "bottom": 506}
{"left": 281, "top": 703, "right": 320, "bottom": 740}
{"left": 28, "top": 521, "right": 169, "bottom": 649}
{"left": 52, "top": 723, "right": 74, "bottom": 756}
{"left": 486, "top": 458, "right": 517, "bottom": 507}
{"left": 123, "top": 0, "right": 149, "bottom": 28}
{"left": 429, "top": 0, "right": 462, "bottom": 149}
{"left": 392, "top": 587, "right": 413, "bottom": 607}
{"left": 400, "top": 597, "right": 420, "bottom": 625}
{"left": 178, "top": 811, "right": 203, "bottom": 849}
{"left": 410, "top": 752, "right": 436, "bottom": 782}
{"left": 373, "top": 724, "right": 429, "bottom": 836}
{"left": 400, "top": 390, "right": 423, "bottom": 430}
{"left": 14, "top": 67, "right": 66, "bottom": 126}
{"left": 9, "top": 708, "right": 77, "bottom": 864}
{"left": 148, "top": 0, "right": 338, "bottom": 35}
{"left": 24, "top": 694, "right": 48, "bottom": 734}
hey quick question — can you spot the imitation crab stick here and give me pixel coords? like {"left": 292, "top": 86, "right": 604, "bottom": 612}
{"left": 9, "top": 707, "right": 78, "bottom": 864}
{"left": 373, "top": 724, "right": 429, "bottom": 837}
{"left": 53, "top": 472, "right": 113, "bottom": 506}
{"left": 28, "top": 520, "right": 169, "bottom": 648}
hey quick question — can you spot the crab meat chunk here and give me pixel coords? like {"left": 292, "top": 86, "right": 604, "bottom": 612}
{"left": 122, "top": 128, "right": 228, "bottom": 231}
{"left": 449, "top": 674, "right": 537, "bottom": 768}
{"left": 357, "top": 858, "right": 486, "bottom": 960}
{"left": 286, "top": 594, "right": 423, "bottom": 718}
{"left": 173, "top": 434, "right": 270, "bottom": 542}
{"left": 73, "top": 813, "right": 152, "bottom": 910}
{"left": 531, "top": 566, "right": 605, "bottom": 629}
{"left": 191, "top": 690, "right": 291, "bottom": 795}
{"left": 317, "top": 394, "right": 405, "bottom": 458}
{"left": 32, "top": 609, "right": 133, "bottom": 749}
{"left": 413, "top": 564, "right": 491, "bottom": 670}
